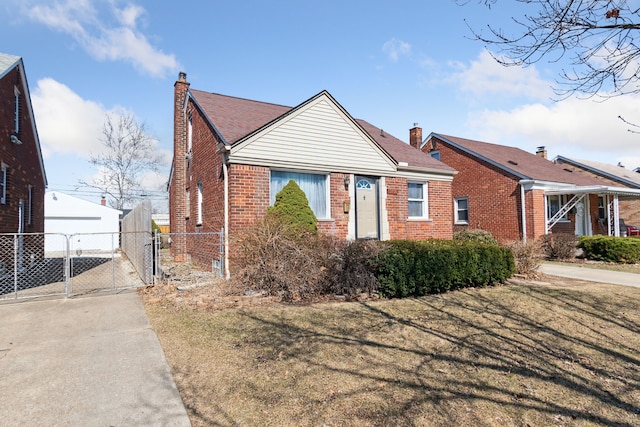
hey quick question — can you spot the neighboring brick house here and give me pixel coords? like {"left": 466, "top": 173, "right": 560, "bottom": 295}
{"left": 169, "top": 73, "right": 456, "bottom": 277}
{"left": 0, "top": 53, "right": 47, "bottom": 235}
{"left": 553, "top": 156, "right": 640, "bottom": 234}
{"left": 421, "top": 133, "right": 640, "bottom": 242}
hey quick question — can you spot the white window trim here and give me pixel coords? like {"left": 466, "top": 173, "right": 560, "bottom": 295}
{"left": 185, "top": 188, "right": 190, "bottom": 219}
{"left": 197, "top": 182, "right": 203, "bottom": 225}
{"left": 1, "top": 163, "right": 7, "bottom": 205}
{"left": 269, "top": 169, "right": 331, "bottom": 220}
{"left": 455, "top": 197, "right": 469, "bottom": 225}
{"left": 547, "top": 194, "right": 569, "bottom": 221}
{"left": 187, "top": 112, "right": 193, "bottom": 153}
{"left": 408, "top": 181, "right": 429, "bottom": 219}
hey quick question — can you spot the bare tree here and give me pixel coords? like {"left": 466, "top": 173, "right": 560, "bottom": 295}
{"left": 81, "top": 112, "right": 163, "bottom": 209}
{"left": 463, "top": 0, "right": 640, "bottom": 98}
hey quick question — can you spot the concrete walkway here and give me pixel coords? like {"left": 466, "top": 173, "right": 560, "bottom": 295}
{"left": 0, "top": 290, "right": 191, "bottom": 426}
{"left": 539, "top": 263, "right": 640, "bottom": 288}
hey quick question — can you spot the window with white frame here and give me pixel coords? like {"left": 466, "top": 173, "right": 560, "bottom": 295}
{"left": 185, "top": 188, "right": 190, "bottom": 219}
{"left": 455, "top": 197, "right": 469, "bottom": 224}
{"left": 598, "top": 196, "right": 606, "bottom": 220}
{"left": 1, "top": 164, "right": 7, "bottom": 205}
{"left": 547, "top": 194, "right": 568, "bottom": 220}
{"left": 270, "top": 170, "right": 328, "bottom": 218}
{"left": 197, "top": 182, "right": 203, "bottom": 225}
{"left": 187, "top": 112, "right": 193, "bottom": 153}
{"left": 14, "top": 86, "right": 20, "bottom": 134}
{"left": 408, "top": 182, "right": 428, "bottom": 218}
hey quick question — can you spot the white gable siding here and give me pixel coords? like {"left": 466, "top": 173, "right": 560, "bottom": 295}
{"left": 231, "top": 97, "right": 396, "bottom": 174}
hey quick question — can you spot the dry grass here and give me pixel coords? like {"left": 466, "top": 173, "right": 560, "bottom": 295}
{"left": 142, "top": 278, "right": 640, "bottom": 426}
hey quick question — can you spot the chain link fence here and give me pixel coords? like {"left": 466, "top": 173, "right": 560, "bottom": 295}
{"left": 155, "top": 230, "right": 225, "bottom": 286}
{"left": 0, "top": 232, "right": 150, "bottom": 301}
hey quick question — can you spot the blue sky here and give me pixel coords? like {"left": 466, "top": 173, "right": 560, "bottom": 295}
{"left": 2, "top": 0, "right": 640, "bottom": 210}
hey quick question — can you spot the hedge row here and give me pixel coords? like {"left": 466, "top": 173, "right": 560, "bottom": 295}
{"left": 374, "top": 240, "right": 516, "bottom": 298}
{"left": 578, "top": 235, "right": 640, "bottom": 264}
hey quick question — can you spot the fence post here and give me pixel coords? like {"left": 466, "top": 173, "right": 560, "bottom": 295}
{"left": 64, "top": 234, "right": 71, "bottom": 296}
{"left": 13, "top": 234, "right": 18, "bottom": 299}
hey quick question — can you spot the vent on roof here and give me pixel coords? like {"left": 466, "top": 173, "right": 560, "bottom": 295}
{"left": 563, "top": 168, "right": 573, "bottom": 172}
{"left": 508, "top": 160, "right": 518, "bottom": 165}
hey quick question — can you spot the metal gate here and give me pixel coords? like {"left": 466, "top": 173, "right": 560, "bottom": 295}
{"left": 0, "top": 232, "right": 152, "bottom": 301}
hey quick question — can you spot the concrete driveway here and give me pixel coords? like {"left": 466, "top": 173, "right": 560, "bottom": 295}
{"left": 0, "top": 290, "right": 191, "bottom": 426}
{"left": 539, "top": 263, "right": 640, "bottom": 288}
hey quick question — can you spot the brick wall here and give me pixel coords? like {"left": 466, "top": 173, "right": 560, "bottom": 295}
{"left": 427, "top": 136, "right": 525, "bottom": 242}
{"left": 319, "top": 172, "right": 350, "bottom": 238}
{"left": 0, "top": 64, "right": 45, "bottom": 234}
{"left": 169, "top": 73, "right": 189, "bottom": 260}
{"left": 385, "top": 176, "right": 453, "bottom": 239}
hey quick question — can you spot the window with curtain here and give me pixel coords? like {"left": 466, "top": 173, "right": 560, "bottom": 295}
{"left": 270, "top": 171, "right": 327, "bottom": 218}
{"left": 408, "top": 182, "right": 428, "bottom": 218}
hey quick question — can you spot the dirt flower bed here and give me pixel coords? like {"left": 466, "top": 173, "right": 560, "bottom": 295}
{"left": 141, "top": 273, "right": 640, "bottom": 427}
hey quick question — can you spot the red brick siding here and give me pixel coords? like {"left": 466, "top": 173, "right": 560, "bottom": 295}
{"left": 427, "top": 137, "right": 525, "bottom": 242}
{"left": 228, "top": 164, "right": 271, "bottom": 237}
{"left": 0, "top": 65, "right": 45, "bottom": 234}
{"left": 385, "top": 177, "right": 453, "bottom": 239}
{"left": 169, "top": 75, "right": 189, "bottom": 260}
{"left": 318, "top": 172, "right": 350, "bottom": 238}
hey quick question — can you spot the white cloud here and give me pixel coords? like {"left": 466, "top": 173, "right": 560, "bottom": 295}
{"left": 31, "top": 78, "right": 109, "bottom": 158}
{"left": 465, "top": 95, "right": 640, "bottom": 166}
{"left": 451, "top": 50, "right": 553, "bottom": 100}
{"left": 26, "top": 0, "right": 178, "bottom": 78}
{"left": 382, "top": 38, "right": 411, "bottom": 62}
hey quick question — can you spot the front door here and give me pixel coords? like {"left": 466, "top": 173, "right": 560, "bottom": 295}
{"left": 355, "top": 176, "right": 379, "bottom": 239}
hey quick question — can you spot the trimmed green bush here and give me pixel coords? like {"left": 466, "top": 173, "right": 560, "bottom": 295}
{"left": 578, "top": 235, "right": 640, "bottom": 264}
{"left": 374, "top": 240, "right": 516, "bottom": 298}
{"left": 267, "top": 180, "right": 317, "bottom": 233}
{"left": 453, "top": 229, "right": 498, "bottom": 245}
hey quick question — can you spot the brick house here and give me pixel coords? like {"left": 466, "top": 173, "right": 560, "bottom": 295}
{"left": 553, "top": 156, "right": 640, "bottom": 234}
{"left": 169, "top": 73, "right": 456, "bottom": 277}
{"left": 421, "top": 133, "right": 640, "bottom": 242}
{"left": 0, "top": 53, "right": 47, "bottom": 234}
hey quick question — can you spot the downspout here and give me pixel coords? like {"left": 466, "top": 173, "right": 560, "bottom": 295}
{"left": 520, "top": 184, "right": 527, "bottom": 242}
{"left": 223, "top": 150, "right": 230, "bottom": 279}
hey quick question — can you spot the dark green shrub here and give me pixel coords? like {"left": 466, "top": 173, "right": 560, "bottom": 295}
{"left": 266, "top": 180, "right": 317, "bottom": 234}
{"left": 373, "top": 240, "right": 515, "bottom": 298}
{"left": 539, "top": 233, "right": 577, "bottom": 260}
{"left": 453, "top": 229, "right": 498, "bottom": 245}
{"left": 578, "top": 236, "right": 640, "bottom": 264}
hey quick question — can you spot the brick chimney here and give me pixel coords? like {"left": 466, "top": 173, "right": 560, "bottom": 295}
{"left": 536, "top": 146, "right": 547, "bottom": 159}
{"left": 171, "top": 71, "right": 190, "bottom": 261}
{"left": 100, "top": 195, "right": 106, "bottom": 206}
{"left": 409, "top": 124, "right": 422, "bottom": 150}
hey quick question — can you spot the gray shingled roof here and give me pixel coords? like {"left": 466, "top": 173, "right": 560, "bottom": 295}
{"left": 0, "top": 53, "right": 20, "bottom": 77}
{"left": 432, "top": 133, "right": 603, "bottom": 186}
{"left": 555, "top": 156, "right": 640, "bottom": 188}
{"left": 190, "top": 89, "right": 455, "bottom": 172}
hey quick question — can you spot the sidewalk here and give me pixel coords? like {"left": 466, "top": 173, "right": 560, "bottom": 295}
{"left": 0, "top": 290, "right": 191, "bottom": 426}
{"left": 539, "top": 263, "right": 640, "bottom": 288}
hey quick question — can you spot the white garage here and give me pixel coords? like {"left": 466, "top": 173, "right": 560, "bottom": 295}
{"left": 45, "top": 191, "right": 122, "bottom": 254}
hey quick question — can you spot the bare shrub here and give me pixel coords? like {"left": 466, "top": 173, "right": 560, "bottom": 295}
{"left": 230, "top": 216, "right": 338, "bottom": 302}
{"left": 326, "top": 240, "right": 386, "bottom": 298}
{"left": 539, "top": 234, "right": 578, "bottom": 260}
{"left": 453, "top": 229, "right": 498, "bottom": 245}
{"left": 504, "top": 240, "right": 542, "bottom": 277}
